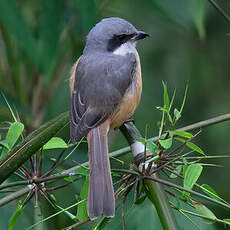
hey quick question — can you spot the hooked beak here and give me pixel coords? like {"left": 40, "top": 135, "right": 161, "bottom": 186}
{"left": 133, "top": 31, "right": 150, "bottom": 41}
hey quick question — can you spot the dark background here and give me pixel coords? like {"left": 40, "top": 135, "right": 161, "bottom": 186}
{"left": 0, "top": 0, "right": 230, "bottom": 229}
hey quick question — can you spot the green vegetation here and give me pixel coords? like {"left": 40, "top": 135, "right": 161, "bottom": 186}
{"left": 0, "top": 1, "right": 230, "bottom": 229}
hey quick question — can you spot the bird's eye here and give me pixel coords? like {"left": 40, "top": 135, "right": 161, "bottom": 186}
{"left": 116, "top": 33, "right": 135, "bottom": 43}
{"left": 117, "top": 34, "right": 127, "bottom": 41}
{"left": 107, "top": 33, "right": 135, "bottom": 52}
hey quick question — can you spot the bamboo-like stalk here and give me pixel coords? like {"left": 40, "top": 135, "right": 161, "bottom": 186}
{"left": 144, "top": 177, "right": 179, "bottom": 230}
{"left": 0, "top": 187, "right": 30, "bottom": 207}
{"left": 0, "top": 112, "right": 69, "bottom": 184}
{"left": 120, "top": 121, "right": 180, "bottom": 230}
{"left": 1, "top": 112, "right": 230, "bottom": 185}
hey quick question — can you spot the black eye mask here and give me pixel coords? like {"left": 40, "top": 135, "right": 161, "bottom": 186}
{"left": 107, "top": 33, "right": 136, "bottom": 52}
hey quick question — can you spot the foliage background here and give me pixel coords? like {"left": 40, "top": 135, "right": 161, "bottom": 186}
{"left": 0, "top": 0, "right": 230, "bottom": 229}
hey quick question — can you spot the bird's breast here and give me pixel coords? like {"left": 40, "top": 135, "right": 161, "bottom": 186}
{"left": 110, "top": 50, "right": 142, "bottom": 129}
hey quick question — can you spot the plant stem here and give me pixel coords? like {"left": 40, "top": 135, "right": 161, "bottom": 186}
{"left": 1, "top": 112, "right": 230, "bottom": 186}
{"left": 144, "top": 175, "right": 230, "bottom": 209}
{"left": 65, "top": 112, "right": 230, "bottom": 175}
{"left": 176, "top": 113, "right": 230, "bottom": 132}
{"left": 0, "top": 187, "right": 30, "bottom": 207}
{"left": 65, "top": 218, "right": 90, "bottom": 230}
{"left": 0, "top": 112, "right": 69, "bottom": 184}
{"left": 144, "top": 176, "right": 179, "bottom": 230}
{"left": 119, "top": 121, "right": 180, "bottom": 230}
{"left": 208, "top": 0, "right": 230, "bottom": 23}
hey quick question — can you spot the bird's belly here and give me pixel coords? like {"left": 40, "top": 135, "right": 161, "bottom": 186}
{"left": 110, "top": 51, "right": 142, "bottom": 129}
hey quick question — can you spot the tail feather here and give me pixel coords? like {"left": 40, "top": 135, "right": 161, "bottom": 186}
{"left": 87, "top": 126, "right": 115, "bottom": 220}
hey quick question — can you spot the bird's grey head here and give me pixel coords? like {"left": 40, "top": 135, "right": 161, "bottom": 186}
{"left": 83, "top": 17, "right": 149, "bottom": 54}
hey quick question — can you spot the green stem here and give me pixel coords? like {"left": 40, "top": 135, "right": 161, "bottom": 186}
{"left": 144, "top": 176, "right": 179, "bottom": 230}
{"left": 0, "top": 112, "right": 69, "bottom": 184}
{"left": 1, "top": 112, "right": 230, "bottom": 186}
{"left": 144, "top": 175, "right": 230, "bottom": 209}
{"left": 176, "top": 113, "right": 230, "bottom": 132}
{"left": 0, "top": 187, "right": 30, "bottom": 207}
{"left": 119, "top": 121, "right": 180, "bottom": 230}
{"left": 66, "top": 112, "right": 230, "bottom": 175}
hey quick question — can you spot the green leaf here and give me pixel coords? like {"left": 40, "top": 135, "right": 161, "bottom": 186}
{"left": 224, "top": 219, "right": 230, "bottom": 226}
{"left": 56, "top": 204, "right": 77, "bottom": 221}
{"left": 93, "top": 217, "right": 110, "bottom": 230}
{"left": 138, "top": 138, "right": 158, "bottom": 154}
{"left": 168, "top": 89, "right": 176, "bottom": 112}
{"left": 174, "top": 108, "right": 181, "bottom": 120}
{"left": 173, "top": 131, "right": 193, "bottom": 139}
{"left": 43, "top": 137, "right": 68, "bottom": 150}
{"left": 184, "top": 164, "right": 203, "bottom": 190}
{"left": 74, "top": 167, "right": 89, "bottom": 176}
{"left": 186, "top": 142, "right": 205, "bottom": 155}
{"left": 146, "top": 141, "right": 158, "bottom": 154}
{"left": 1, "top": 93, "right": 17, "bottom": 122}
{"left": 64, "top": 177, "right": 74, "bottom": 182}
{"left": 0, "top": 140, "right": 9, "bottom": 149}
{"left": 138, "top": 137, "right": 146, "bottom": 145}
{"left": 135, "top": 194, "right": 147, "bottom": 205}
{"left": 159, "top": 137, "right": 173, "bottom": 149}
{"left": 0, "top": 112, "right": 69, "bottom": 184}
{"left": 169, "top": 165, "right": 182, "bottom": 179}
{"left": 8, "top": 203, "right": 24, "bottom": 230}
{"left": 179, "top": 85, "right": 188, "bottom": 114}
{"left": 176, "top": 138, "right": 205, "bottom": 155}
{"left": 188, "top": 0, "right": 206, "bottom": 39}
{"left": 167, "top": 112, "right": 173, "bottom": 124}
{"left": 142, "top": 183, "right": 155, "bottom": 205}
{"left": 162, "top": 81, "right": 169, "bottom": 111}
{"left": 183, "top": 164, "right": 188, "bottom": 176}
{"left": 77, "top": 176, "right": 89, "bottom": 221}
{"left": 1, "top": 122, "right": 24, "bottom": 157}
{"left": 201, "top": 184, "right": 221, "bottom": 201}
{"left": 193, "top": 202, "right": 216, "bottom": 224}
{"left": 156, "top": 106, "right": 168, "bottom": 113}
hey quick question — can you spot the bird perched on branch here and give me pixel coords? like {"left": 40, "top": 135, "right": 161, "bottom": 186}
{"left": 70, "top": 17, "right": 149, "bottom": 220}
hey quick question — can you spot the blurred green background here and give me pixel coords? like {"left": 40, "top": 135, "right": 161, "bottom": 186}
{"left": 0, "top": 0, "right": 230, "bottom": 229}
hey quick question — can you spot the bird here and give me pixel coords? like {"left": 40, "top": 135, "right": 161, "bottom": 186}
{"left": 69, "top": 17, "right": 149, "bottom": 220}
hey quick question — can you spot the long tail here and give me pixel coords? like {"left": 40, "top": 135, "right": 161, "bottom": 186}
{"left": 87, "top": 124, "right": 115, "bottom": 220}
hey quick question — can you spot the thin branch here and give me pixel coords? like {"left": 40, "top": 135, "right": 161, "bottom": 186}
{"left": 122, "top": 196, "right": 126, "bottom": 230}
{"left": 0, "top": 187, "right": 30, "bottom": 207}
{"left": 144, "top": 175, "right": 230, "bottom": 209}
{"left": 0, "top": 173, "right": 81, "bottom": 191}
{"left": 14, "top": 171, "right": 26, "bottom": 180}
{"left": 176, "top": 113, "right": 230, "bottom": 132}
{"left": 45, "top": 177, "right": 81, "bottom": 192}
{"left": 0, "top": 180, "right": 29, "bottom": 190}
{"left": 208, "top": 0, "right": 230, "bottom": 23}
{"left": 41, "top": 148, "right": 67, "bottom": 178}
{"left": 65, "top": 218, "right": 90, "bottom": 230}
{"left": 27, "top": 199, "right": 87, "bottom": 229}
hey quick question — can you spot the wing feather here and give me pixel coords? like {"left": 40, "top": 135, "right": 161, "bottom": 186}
{"left": 70, "top": 53, "right": 136, "bottom": 142}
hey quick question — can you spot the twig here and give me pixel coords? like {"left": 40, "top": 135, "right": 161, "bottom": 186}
{"left": 176, "top": 113, "right": 230, "bottom": 132}
{"left": 41, "top": 148, "right": 67, "bottom": 178}
{"left": 65, "top": 218, "right": 90, "bottom": 230}
{"left": 46, "top": 177, "right": 81, "bottom": 192}
{"left": 14, "top": 171, "right": 26, "bottom": 180}
{"left": 64, "top": 113, "right": 230, "bottom": 175}
{"left": 0, "top": 187, "right": 30, "bottom": 207}
{"left": 122, "top": 196, "right": 126, "bottom": 230}
{"left": 144, "top": 175, "right": 230, "bottom": 209}
{"left": 208, "top": 0, "right": 230, "bottom": 23}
